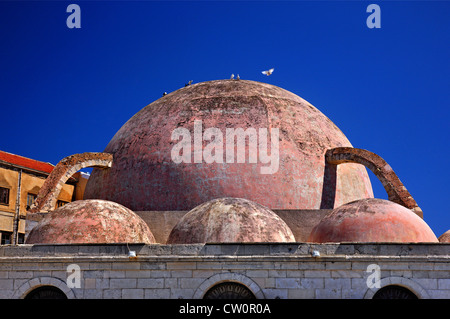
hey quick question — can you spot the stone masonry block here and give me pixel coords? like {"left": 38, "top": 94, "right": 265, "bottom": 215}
{"left": 438, "top": 279, "right": 450, "bottom": 290}
{"left": 304, "top": 270, "right": 331, "bottom": 278}
{"left": 145, "top": 288, "right": 171, "bottom": 299}
{"left": 110, "top": 278, "right": 136, "bottom": 289}
{"left": 122, "top": 289, "right": 144, "bottom": 299}
{"left": 276, "top": 278, "right": 300, "bottom": 289}
{"left": 137, "top": 278, "right": 164, "bottom": 289}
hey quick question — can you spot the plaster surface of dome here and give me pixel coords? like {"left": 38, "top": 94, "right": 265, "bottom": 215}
{"left": 438, "top": 230, "right": 450, "bottom": 243}
{"left": 84, "top": 79, "right": 373, "bottom": 211}
{"left": 25, "top": 199, "right": 156, "bottom": 244}
{"left": 166, "top": 197, "right": 295, "bottom": 244}
{"left": 307, "top": 198, "right": 438, "bottom": 243}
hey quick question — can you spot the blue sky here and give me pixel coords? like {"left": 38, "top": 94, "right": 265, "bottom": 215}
{"left": 1, "top": 1, "right": 449, "bottom": 237}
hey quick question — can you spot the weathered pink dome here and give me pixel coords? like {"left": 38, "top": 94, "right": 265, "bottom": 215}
{"left": 308, "top": 198, "right": 438, "bottom": 243}
{"left": 26, "top": 200, "right": 156, "bottom": 244}
{"left": 84, "top": 80, "right": 373, "bottom": 211}
{"left": 166, "top": 197, "right": 295, "bottom": 244}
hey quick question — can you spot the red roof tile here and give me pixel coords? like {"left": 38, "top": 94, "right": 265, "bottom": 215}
{"left": 0, "top": 150, "right": 54, "bottom": 174}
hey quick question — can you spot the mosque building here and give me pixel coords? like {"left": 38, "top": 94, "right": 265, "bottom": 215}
{"left": 0, "top": 80, "right": 448, "bottom": 299}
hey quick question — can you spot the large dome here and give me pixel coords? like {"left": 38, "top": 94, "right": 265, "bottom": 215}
{"left": 308, "top": 198, "right": 438, "bottom": 243}
{"left": 25, "top": 200, "right": 156, "bottom": 244}
{"left": 84, "top": 80, "right": 373, "bottom": 211}
{"left": 167, "top": 197, "right": 295, "bottom": 244}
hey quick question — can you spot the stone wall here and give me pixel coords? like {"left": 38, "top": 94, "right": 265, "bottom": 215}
{"left": 0, "top": 243, "right": 449, "bottom": 299}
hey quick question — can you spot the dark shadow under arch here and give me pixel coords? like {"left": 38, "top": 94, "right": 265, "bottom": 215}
{"left": 24, "top": 285, "right": 68, "bottom": 299}
{"left": 373, "top": 285, "right": 418, "bottom": 299}
{"left": 203, "top": 282, "right": 256, "bottom": 299}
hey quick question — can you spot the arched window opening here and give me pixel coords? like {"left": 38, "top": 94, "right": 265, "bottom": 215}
{"left": 24, "top": 286, "right": 68, "bottom": 299}
{"left": 203, "top": 282, "right": 256, "bottom": 299}
{"left": 372, "top": 285, "right": 418, "bottom": 299}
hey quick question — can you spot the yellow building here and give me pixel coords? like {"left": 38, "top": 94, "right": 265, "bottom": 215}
{"left": 0, "top": 150, "right": 88, "bottom": 244}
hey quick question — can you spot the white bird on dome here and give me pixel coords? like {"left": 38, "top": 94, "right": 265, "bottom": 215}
{"left": 262, "top": 68, "right": 274, "bottom": 76}
{"left": 230, "top": 74, "right": 234, "bottom": 80}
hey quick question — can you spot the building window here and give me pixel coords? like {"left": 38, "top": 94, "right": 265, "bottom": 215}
{"left": 1, "top": 232, "right": 12, "bottom": 245}
{"left": 203, "top": 282, "right": 256, "bottom": 299}
{"left": 0, "top": 187, "right": 9, "bottom": 205}
{"left": 372, "top": 285, "right": 418, "bottom": 299}
{"left": 56, "top": 200, "right": 68, "bottom": 208}
{"left": 27, "top": 193, "right": 37, "bottom": 210}
{"left": 24, "top": 286, "right": 67, "bottom": 299}
{"left": 17, "top": 233, "right": 25, "bottom": 244}
{"left": 0, "top": 232, "right": 24, "bottom": 245}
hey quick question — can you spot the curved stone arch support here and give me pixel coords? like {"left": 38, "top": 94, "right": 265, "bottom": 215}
{"left": 193, "top": 273, "right": 265, "bottom": 299}
{"left": 29, "top": 152, "right": 113, "bottom": 213}
{"left": 326, "top": 147, "right": 422, "bottom": 218}
{"left": 12, "top": 276, "right": 76, "bottom": 299}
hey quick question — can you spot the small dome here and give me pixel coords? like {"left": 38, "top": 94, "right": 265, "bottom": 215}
{"left": 26, "top": 200, "right": 156, "bottom": 244}
{"left": 308, "top": 198, "right": 438, "bottom": 243}
{"left": 166, "top": 197, "right": 295, "bottom": 244}
{"left": 438, "top": 230, "right": 450, "bottom": 243}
